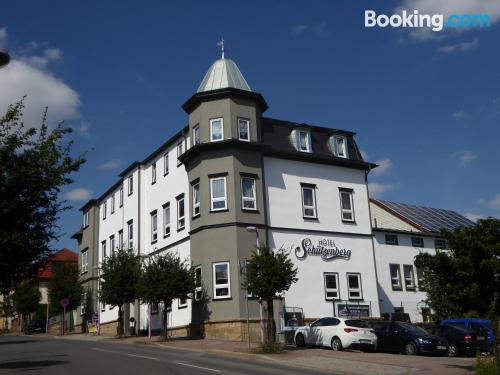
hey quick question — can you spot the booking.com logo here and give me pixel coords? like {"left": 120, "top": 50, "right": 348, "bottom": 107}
{"left": 365, "top": 10, "right": 491, "bottom": 32}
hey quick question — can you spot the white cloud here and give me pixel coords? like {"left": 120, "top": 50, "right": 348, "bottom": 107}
{"left": 452, "top": 110, "right": 465, "bottom": 119}
{"left": 368, "top": 182, "right": 396, "bottom": 197}
{"left": 463, "top": 212, "right": 484, "bottom": 222}
{"left": 489, "top": 194, "right": 500, "bottom": 209}
{"left": 64, "top": 188, "right": 92, "bottom": 202}
{"left": 371, "top": 158, "right": 393, "bottom": 176}
{"left": 291, "top": 24, "right": 307, "bottom": 35}
{"left": 455, "top": 150, "right": 477, "bottom": 165}
{"left": 98, "top": 159, "right": 125, "bottom": 171}
{"left": 0, "top": 27, "right": 7, "bottom": 48}
{"left": 0, "top": 29, "right": 80, "bottom": 130}
{"left": 437, "top": 38, "right": 479, "bottom": 53}
{"left": 76, "top": 121, "right": 90, "bottom": 136}
{"left": 314, "top": 22, "right": 331, "bottom": 38}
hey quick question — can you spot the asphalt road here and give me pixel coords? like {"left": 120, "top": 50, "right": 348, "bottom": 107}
{"left": 0, "top": 335, "right": 337, "bottom": 375}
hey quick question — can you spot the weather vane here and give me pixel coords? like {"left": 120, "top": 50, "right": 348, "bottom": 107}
{"left": 217, "top": 38, "right": 225, "bottom": 59}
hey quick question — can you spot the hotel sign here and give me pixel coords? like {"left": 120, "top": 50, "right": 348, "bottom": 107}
{"left": 295, "top": 238, "right": 352, "bottom": 261}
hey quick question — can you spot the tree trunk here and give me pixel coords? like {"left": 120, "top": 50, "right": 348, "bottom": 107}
{"left": 117, "top": 305, "right": 123, "bottom": 337}
{"left": 162, "top": 303, "right": 169, "bottom": 341}
{"left": 266, "top": 298, "right": 276, "bottom": 344}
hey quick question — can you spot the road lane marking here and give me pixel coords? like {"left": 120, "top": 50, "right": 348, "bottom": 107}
{"left": 175, "top": 361, "right": 221, "bottom": 373}
{"left": 127, "top": 353, "right": 161, "bottom": 361}
{"left": 91, "top": 347, "right": 116, "bottom": 353}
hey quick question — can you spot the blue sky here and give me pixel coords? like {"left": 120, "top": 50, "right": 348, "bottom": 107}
{"left": 1, "top": 0, "right": 499, "bottom": 252}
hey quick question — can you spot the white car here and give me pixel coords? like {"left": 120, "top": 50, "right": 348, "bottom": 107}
{"left": 294, "top": 317, "right": 377, "bottom": 351}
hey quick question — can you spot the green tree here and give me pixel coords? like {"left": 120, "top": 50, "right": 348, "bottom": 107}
{"left": 415, "top": 218, "right": 500, "bottom": 321}
{"left": 244, "top": 246, "right": 298, "bottom": 344}
{"left": 13, "top": 281, "right": 41, "bottom": 332}
{"left": 138, "top": 253, "right": 195, "bottom": 341}
{"left": 100, "top": 247, "right": 141, "bottom": 337}
{"left": 0, "top": 100, "right": 85, "bottom": 290}
{"left": 47, "top": 262, "right": 83, "bottom": 315}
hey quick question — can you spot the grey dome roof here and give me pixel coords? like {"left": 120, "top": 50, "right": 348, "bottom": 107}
{"left": 197, "top": 58, "right": 251, "bottom": 93}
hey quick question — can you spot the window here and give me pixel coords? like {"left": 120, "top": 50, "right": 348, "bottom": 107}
{"left": 385, "top": 234, "right": 399, "bottom": 245}
{"left": 178, "top": 297, "right": 187, "bottom": 308}
{"left": 127, "top": 220, "right": 133, "bottom": 249}
{"left": 110, "top": 235, "right": 115, "bottom": 254}
{"left": 435, "top": 239, "right": 446, "bottom": 250}
{"left": 193, "top": 125, "right": 200, "bottom": 145}
{"left": 332, "top": 135, "right": 348, "bottom": 158}
{"left": 177, "top": 195, "right": 185, "bottom": 230}
{"left": 323, "top": 273, "right": 339, "bottom": 300}
{"left": 194, "top": 266, "right": 202, "bottom": 301}
{"left": 163, "top": 203, "right": 171, "bottom": 237}
{"left": 210, "top": 118, "right": 223, "bottom": 142}
{"left": 339, "top": 189, "right": 355, "bottom": 222}
{"left": 177, "top": 140, "right": 184, "bottom": 166}
{"left": 238, "top": 118, "right": 250, "bottom": 141}
{"left": 151, "top": 210, "right": 158, "bottom": 243}
{"left": 83, "top": 211, "right": 89, "bottom": 228}
{"left": 102, "top": 201, "right": 107, "bottom": 220}
{"left": 128, "top": 175, "right": 133, "bottom": 195}
{"left": 163, "top": 153, "right": 169, "bottom": 175}
{"left": 403, "top": 265, "right": 416, "bottom": 290}
{"left": 411, "top": 237, "right": 424, "bottom": 247}
{"left": 192, "top": 183, "right": 200, "bottom": 217}
{"left": 151, "top": 162, "right": 157, "bottom": 184}
{"left": 347, "top": 273, "right": 362, "bottom": 299}
{"left": 101, "top": 240, "right": 107, "bottom": 259}
{"left": 101, "top": 303, "right": 106, "bottom": 312}
{"left": 241, "top": 177, "right": 256, "bottom": 210}
{"left": 416, "top": 267, "right": 424, "bottom": 288}
{"left": 111, "top": 193, "right": 115, "bottom": 214}
{"left": 80, "top": 292, "right": 87, "bottom": 315}
{"left": 150, "top": 303, "right": 159, "bottom": 315}
{"left": 390, "top": 264, "right": 402, "bottom": 290}
{"left": 81, "top": 250, "right": 88, "bottom": 274}
{"left": 301, "top": 184, "right": 317, "bottom": 219}
{"left": 119, "top": 187, "right": 123, "bottom": 207}
{"left": 210, "top": 177, "right": 227, "bottom": 211}
{"left": 296, "top": 129, "right": 311, "bottom": 152}
{"left": 118, "top": 230, "right": 123, "bottom": 249}
{"left": 213, "top": 262, "right": 230, "bottom": 299}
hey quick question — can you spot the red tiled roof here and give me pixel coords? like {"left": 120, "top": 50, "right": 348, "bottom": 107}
{"left": 37, "top": 248, "right": 78, "bottom": 280}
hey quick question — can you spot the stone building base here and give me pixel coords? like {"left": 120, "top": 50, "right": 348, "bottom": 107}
{"left": 198, "top": 319, "right": 263, "bottom": 342}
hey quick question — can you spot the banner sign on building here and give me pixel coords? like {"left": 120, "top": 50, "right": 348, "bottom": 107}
{"left": 337, "top": 304, "right": 370, "bottom": 318}
{"left": 295, "top": 238, "right": 352, "bottom": 261}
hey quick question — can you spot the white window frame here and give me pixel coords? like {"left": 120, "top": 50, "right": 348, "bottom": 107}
{"left": 238, "top": 118, "right": 250, "bottom": 141}
{"left": 403, "top": 264, "right": 416, "bottom": 290}
{"left": 210, "top": 177, "right": 227, "bottom": 211}
{"left": 151, "top": 211, "right": 158, "bottom": 243}
{"left": 128, "top": 220, "right": 133, "bottom": 249}
{"left": 119, "top": 187, "right": 123, "bottom": 207}
{"left": 193, "top": 125, "right": 200, "bottom": 145}
{"left": 163, "top": 203, "right": 171, "bottom": 237}
{"left": 297, "top": 129, "right": 311, "bottom": 152}
{"left": 177, "top": 196, "right": 185, "bottom": 230}
{"left": 385, "top": 234, "right": 399, "bottom": 245}
{"left": 163, "top": 153, "right": 169, "bottom": 175}
{"left": 323, "top": 272, "right": 339, "bottom": 300}
{"left": 346, "top": 273, "right": 363, "bottom": 300}
{"left": 339, "top": 189, "right": 355, "bottom": 222}
{"left": 332, "top": 135, "right": 348, "bottom": 158}
{"left": 111, "top": 193, "right": 115, "bottom": 214}
{"left": 83, "top": 211, "right": 89, "bottom": 228}
{"left": 102, "top": 201, "right": 107, "bottom": 220}
{"left": 213, "top": 262, "right": 231, "bottom": 299}
{"left": 128, "top": 175, "right": 133, "bottom": 195}
{"left": 110, "top": 235, "right": 115, "bottom": 254}
{"left": 193, "top": 183, "right": 200, "bottom": 217}
{"left": 301, "top": 185, "right": 317, "bottom": 219}
{"left": 81, "top": 250, "right": 88, "bottom": 274}
{"left": 80, "top": 292, "right": 87, "bottom": 315}
{"left": 178, "top": 297, "right": 188, "bottom": 308}
{"left": 101, "top": 240, "right": 107, "bottom": 260}
{"left": 241, "top": 176, "right": 256, "bottom": 210}
{"left": 390, "top": 264, "right": 402, "bottom": 290}
{"left": 194, "top": 266, "right": 202, "bottom": 301}
{"left": 118, "top": 230, "right": 123, "bottom": 249}
{"left": 152, "top": 162, "right": 157, "bottom": 184}
{"left": 210, "top": 118, "right": 224, "bottom": 142}
{"left": 411, "top": 237, "right": 424, "bottom": 247}
{"left": 177, "top": 140, "right": 184, "bottom": 166}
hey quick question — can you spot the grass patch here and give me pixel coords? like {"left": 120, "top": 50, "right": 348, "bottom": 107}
{"left": 475, "top": 356, "right": 500, "bottom": 375}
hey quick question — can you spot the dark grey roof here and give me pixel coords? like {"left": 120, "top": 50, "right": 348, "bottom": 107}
{"left": 375, "top": 199, "right": 474, "bottom": 233}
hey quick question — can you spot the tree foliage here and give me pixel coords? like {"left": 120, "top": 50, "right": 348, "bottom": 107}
{"left": 47, "top": 262, "right": 83, "bottom": 314}
{"left": 415, "top": 218, "right": 500, "bottom": 321}
{"left": 138, "top": 252, "right": 195, "bottom": 341}
{"left": 244, "top": 246, "right": 298, "bottom": 343}
{"left": 0, "top": 100, "right": 85, "bottom": 290}
{"left": 100, "top": 247, "right": 141, "bottom": 336}
{"left": 13, "top": 281, "right": 41, "bottom": 316}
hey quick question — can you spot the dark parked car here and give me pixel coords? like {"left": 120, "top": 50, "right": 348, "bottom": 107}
{"left": 26, "top": 320, "right": 45, "bottom": 334}
{"left": 428, "top": 325, "right": 485, "bottom": 357}
{"left": 441, "top": 318, "right": 495, "bottom": 352}
{"left": 371, "top": 321, "right": 448, "bottom": 356}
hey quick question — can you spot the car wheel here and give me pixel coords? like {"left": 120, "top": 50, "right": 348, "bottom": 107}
{"left": 331, "top": 337, "right": 343, "bottom": 351}
{"left": 404, "top": 342, "right": 417, "bottom": 356}
{"left": 295, "top": 333, "right": 305, "bottom": 347}
{"left": 448, "top": 344, "right": 459, "bottom": 357}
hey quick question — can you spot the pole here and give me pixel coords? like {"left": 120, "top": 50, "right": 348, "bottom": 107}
{"left": 62, "top": 306, "right": 66, "bottom": 336}
{"left": 148, "top": 304, "right": 151, "bottom": 340}
{"left": 97, "top": 268, "right": 101, "bottom": 336}
{"left": 255, "top": 233, "right": 265, "bottom": 344}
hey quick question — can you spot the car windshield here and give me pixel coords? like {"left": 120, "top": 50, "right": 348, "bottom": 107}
{"left": 399, "top": 323, "right": 429, "bottom": 335}
{"left": 345, "top": 320, "right": 369, "bottom": 328}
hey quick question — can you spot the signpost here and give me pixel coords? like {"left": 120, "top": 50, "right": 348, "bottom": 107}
{"left": 59, "top": 298, "right": 70, "bottom": 336}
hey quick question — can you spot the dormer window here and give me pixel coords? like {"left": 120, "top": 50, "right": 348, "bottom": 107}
{"left": 332, "top": 135, "right": 348, "bottom": 158}
{"left": 210, "top": 118, "right": 223, "bottom": 142}
{"left": 295, "top": 129, "right": 311, "bottom": 153}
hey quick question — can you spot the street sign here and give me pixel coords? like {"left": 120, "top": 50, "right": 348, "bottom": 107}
{"left": 59, "top": 298, "right": 70, "bottom": 309}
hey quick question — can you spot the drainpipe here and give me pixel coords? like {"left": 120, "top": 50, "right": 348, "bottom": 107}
{"left": 135, "top": 166, "right": 141, "bottom": 335}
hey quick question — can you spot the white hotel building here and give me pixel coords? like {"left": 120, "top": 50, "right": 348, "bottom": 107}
{"left": 73, "top": 51, "right": 474, "bottom": 338}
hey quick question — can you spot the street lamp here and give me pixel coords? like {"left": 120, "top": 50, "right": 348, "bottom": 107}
{"left": 0, "top": 49, "right": 10, "bottom": 68}
{"left": 92, "top": 266, "right": 101, "bottom": 335}
{"left": 245, "top": 226, "right": 260, "bottom": 247}
{"left": 246, "top": 226, "right": 265, "bottom": 344}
